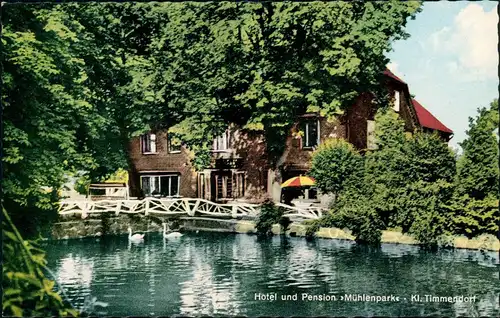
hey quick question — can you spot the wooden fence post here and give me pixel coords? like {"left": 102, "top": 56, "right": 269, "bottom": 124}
{"left": 189, "top": 199, "right": 200, "bottom": 217}
{"left": 115, "top": 201, "right": 121, "bottom": 216}
{"left": 231, "top": 205, "right": 238, "bottom": 218}
{"left": 82, "top": 202, "right": 88, "bottom": 219}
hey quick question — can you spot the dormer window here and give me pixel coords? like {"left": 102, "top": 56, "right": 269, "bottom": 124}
{"left": 141, "top": 133, "right": 157, "bottom": 154}
{"left": 213, "top": 129, "right": 230, "bottom": 151}
{"left": 301, "top": 119, "right": 320, "bottom": 149}
{"left": 393, "top": 90, "right": 401, "bottom": 112}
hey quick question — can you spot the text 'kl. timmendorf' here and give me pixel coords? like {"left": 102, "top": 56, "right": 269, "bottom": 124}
{"left": 254, "top": 293, "right": 477, "bottom": 303}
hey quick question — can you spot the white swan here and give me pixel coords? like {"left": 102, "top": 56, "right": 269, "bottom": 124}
{"left": 163, "top": 223, "right": 183, "bottom": 239}
{"left": 128, "top": 227, "right": 144, "bottom": 243}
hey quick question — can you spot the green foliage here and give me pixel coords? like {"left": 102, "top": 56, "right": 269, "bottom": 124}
{"left": 364, "top": 110, "right": 456, "bottom": 244}
{"left": 145, "top": 2, "right": 423, "bottom": 164}
{"left": 400, "top": 180, "right": 453, "bottom": 246}
{"left": 255, "top": 200, "right": 283, "bottom": 236}
{"left": 372, "top": 107, "right": 407, "bottom": 150}
{"left": 321, "top": 109, "right": 457, "bottom": 247}
{"left": 304, "top": 219, "right": 321, "bottom": 241}
{"left": 455, "top": 99, "right": 499, "bottom": 200}
{"left": 2, "top": 3, "right": 163, "bottom": 232}
{"left": 363, "top": 109, "right": 412, "bottom": 226}
{"left": 2, "top": 207, "right": 78, "bottom": 317}
{"left": 403, "top": 131, "right": 456, "bottom": 183}
{"left": 451, "top": 99, "right": 499, "bottom": 237}
{"left": 2, "top": 5, "right": 98, "bottom": 233}
{"left": 309, "top": 138, "right": 364, "bottom": 196}
{"left": 393, "top": 132, "right": 456, "bottom": 240}
{"left": 331, "top": 192, "right": 384, "bottom": 245}
{"left": 278, "top": 216, "right": 292, "bottom": 234}
{"left": 308, "top": 102, "right": 496, "bottom": 247}
{"left": 74, "top": 173, "right": 91, "bottom": 195}
{"left": 450, "top": 193, "right": 499, "bottom": 238}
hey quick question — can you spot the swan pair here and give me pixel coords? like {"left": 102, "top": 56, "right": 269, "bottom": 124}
{"left": 127, "top": 224, "right": 182, "bottom": 243}
{"left": 163, "top": 223, "right": 183, "bottom": 239}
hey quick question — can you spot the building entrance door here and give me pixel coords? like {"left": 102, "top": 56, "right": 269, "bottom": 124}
{"left": 210, "top": 171, "right": 233, "bottom": 202}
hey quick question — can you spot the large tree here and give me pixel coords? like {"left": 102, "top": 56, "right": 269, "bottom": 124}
{"left": 455, "top": 99, "right": 499, "bottom": 200}
{"left": 451, "top": 99, "right": 499, "bottom": 237}
{"left": 2, "top": 5, "right": 101, "bottom": 233}
{"left": 362, "top": 109, "right": 456, "bottom": 245}
{"left": 146, "top": 2, "right": 423, "bottom": 166}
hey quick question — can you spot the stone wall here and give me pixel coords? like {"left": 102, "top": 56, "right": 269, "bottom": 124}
{"left": 51, "top": 215, "right": 499, "bottom": 252}
{"left": 52, "top": 214, "right": 180, "bottom": 240}
{"left": 51, "top": 214, "right": 256, "bottom": 240}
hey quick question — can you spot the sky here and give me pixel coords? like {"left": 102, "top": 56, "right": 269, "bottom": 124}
{"left": 386, "top": 1, "right": 498, "bottom": 150}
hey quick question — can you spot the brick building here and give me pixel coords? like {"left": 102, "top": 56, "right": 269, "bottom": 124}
{"left": 127, "top": 69, "right": 453, "bottom": 203}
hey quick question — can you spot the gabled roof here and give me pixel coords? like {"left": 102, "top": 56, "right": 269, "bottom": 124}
{"left": 411, "top": 99, "right": 453, "bottom": 134}
{"left": 384, "top": 67, "right": 453, "bottom": 136}
{"left": 383, "top": 68, "right": 406, "bottom": 85}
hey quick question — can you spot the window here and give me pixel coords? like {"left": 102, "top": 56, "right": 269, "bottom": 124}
{"left": 168, "top": 133, "right": 181, "bottom": 153}
{"left": 140, "top": 175, "right": 180, "bottom": 197}
{"left": 301, "top": 119, "right": 320, "bottom": 148}
{"left": 213, "top": 172, "right": 245, "bottom": 200}
{"left": 141, "top": 133, "right": 157, "bottom": 154}
{"left": 213, "top": 129, "right": 230, "bottom": 151}
{"left": 393, "top": 90, "right": 400, "bottom": 112}
{"left": 367, "top": 120, "right": 377, "bottom": 150}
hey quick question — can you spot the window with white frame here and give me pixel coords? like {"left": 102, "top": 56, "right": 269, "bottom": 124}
{"left": 367, "top": 120, "right": 377, "bottom": 150}
{"left": 393, "top": 90, "right": 401, "bottom": 112}
{"left": 213, "top": 129, "right": 230, "bottom": 151}
{"left": 168, "top": 133, "right": 181, "bottom": 153}
{"left": 141, "top": 133, "right": 157, "bottom": 154}
{"left": 141, "top": 175, "right": 180, "bottom": 197}
{"left": 301, "top": 119, "right": 320, "bottom": 148}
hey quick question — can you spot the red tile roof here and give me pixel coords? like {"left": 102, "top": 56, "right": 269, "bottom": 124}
{"left": 411, "top": 99, "right": 453, "bottom": 134}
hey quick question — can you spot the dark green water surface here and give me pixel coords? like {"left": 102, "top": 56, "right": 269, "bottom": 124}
{"left": 44, "top": 232, "right": 499, "bottom": 316}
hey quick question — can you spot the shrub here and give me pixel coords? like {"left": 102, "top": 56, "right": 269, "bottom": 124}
{"left": 450, "top": 194, "right": 499, "bottom": 238}
{"left": 278, "top": 215, "right": 292, "bottom": 234}
{"left": 335, "top": 205, "right": 383, "bottom": 245}
{"left": 255, "top": 200, "right": 282, "bottom": 237}
{"left": 309, "top": 138, "right": 364, "bottom": 199}
{"left": 317, "top": 193, "right": 384, "bottom": 246}
{"left": 304, "top": 219, "right": 321, "bottom": 241}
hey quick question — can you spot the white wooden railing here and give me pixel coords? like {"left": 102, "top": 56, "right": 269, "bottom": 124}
{"left": 58, "top": 198, "right": 324, "bottom": 221}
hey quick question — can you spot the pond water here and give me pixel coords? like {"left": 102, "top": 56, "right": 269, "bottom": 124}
{"left": 44, "top": 232, "right": 499, "bottom": 317}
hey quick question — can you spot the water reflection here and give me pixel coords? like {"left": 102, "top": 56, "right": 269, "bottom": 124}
{"left": 44, "top": 232, "right": 500, "bottom": 317}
